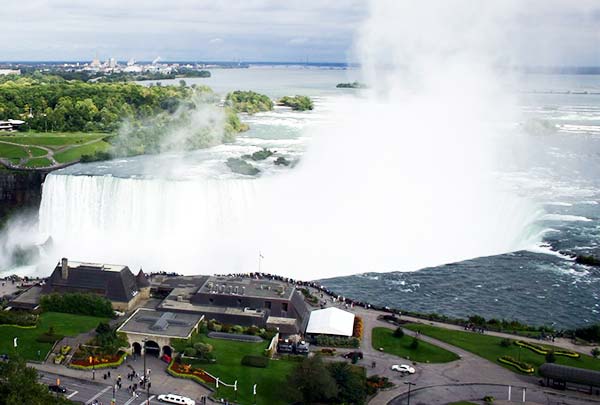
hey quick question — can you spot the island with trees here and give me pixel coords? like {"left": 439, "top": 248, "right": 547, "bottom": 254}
{"left": 278, "top": 95, "right": 314, "bottom": 111}
{"left": 336, "top": 81, "right": 367, "bottom": 89}
{"left": 225, "top": 90, "right": 274, "bottom": 114}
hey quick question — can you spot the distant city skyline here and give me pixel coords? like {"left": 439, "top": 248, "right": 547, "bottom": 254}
{"left": 0, "top": 0, "right": 598, "bottom": 65}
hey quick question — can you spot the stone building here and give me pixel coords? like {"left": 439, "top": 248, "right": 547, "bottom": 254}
{"left": 42, "top": 258, "right": 150, "bottom": 311}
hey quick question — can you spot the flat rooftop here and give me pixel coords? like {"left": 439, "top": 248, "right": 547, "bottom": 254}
{"left": 158, "top": 298, "right": 266, "bottom": 319}
{"left": 65, "top": 261, "right": 126, "bottom": 272}
{"left": 117, "top": 308, "right": 203, "bottom": 338}
{"left": 198, "top": 276, "right": 294, "bottom": 300}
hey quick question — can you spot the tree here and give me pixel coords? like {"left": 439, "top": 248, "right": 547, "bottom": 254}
{"left": 328, "top": 362, "right": 367, "bottom": 405}
{"left": 410, "top": 337, "right": 419, "bottom": 350}
{"left": 545, "top": 350, "right": 556, "bottom": 363}
{"left": 287, "top": 356, "right": 338, "bottom": 403}
{"left": 393, "top": 327, "right": 404, "bottom": 338}
{"left": 0, "top": 356, "right": 74, "bottom": 405}
{"left": 591, "top": 348, "right": 600, "bottom": 358}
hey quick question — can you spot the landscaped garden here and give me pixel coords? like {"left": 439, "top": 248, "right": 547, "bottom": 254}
{"left": 372, "top": 327, "right": 460, "bottom": 363}
{"left": 170, "top": 331, "right": 296, "bottom": 405}
{"left": 0, "top": 312, "right": 108, "bottom": 361}
{"left": 404, "top": 323, "right": 600, "bottom": 375}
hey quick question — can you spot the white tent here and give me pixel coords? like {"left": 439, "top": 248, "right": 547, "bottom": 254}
{"left": 305, "top": 307, "right": 355, "bottom": 337}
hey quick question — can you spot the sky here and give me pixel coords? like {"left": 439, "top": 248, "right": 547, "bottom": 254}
{"left": 0, "top": 0, "right": 598, "bottom": 65}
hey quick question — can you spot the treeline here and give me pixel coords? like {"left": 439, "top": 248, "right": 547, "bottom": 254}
{"left": 0, "top": 74, "right": 193, "bottom": 132}
{"left": 225, "top": 90, "right": 274, "bottom": 114}
{"left": 40, "top": 293, "right": 114, "bottom": 318}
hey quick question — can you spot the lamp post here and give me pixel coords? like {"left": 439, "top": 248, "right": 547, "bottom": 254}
{"left": 404, "top": 382, "right": 416, "bottom": 405}
{"left": 143, "top": 338, "right": 147, "bottom": 384}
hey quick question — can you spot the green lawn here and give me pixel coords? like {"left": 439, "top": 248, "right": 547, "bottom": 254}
{"left": 0, "top": 312, "right": 108, "bottom": 361}
{"left": 404, "top": 323, "right": 600, "bottom": 375}
{"left": 178, "top": 335, "right": 296, "bottom": 405}
{"left": 54, "top": 140, "right": 111, "bottom": 163}
{"left": 24, "top": 157, "right": 53, "bottom": 168}
{"left": 372, "top": 327, "right": 459, "bottom": 363}
{"left": 0, "top": 132, "right": 107, "bottom": 150}
{"left": 28, "top": 146, "right": 48, "bottom": 157}
{"left": 0, "top": 142, "right": 27, "bottom": 159}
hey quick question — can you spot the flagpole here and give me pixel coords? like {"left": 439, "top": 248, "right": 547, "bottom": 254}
{"left": 258, "top": 251, "right": 262, "bottom": 273}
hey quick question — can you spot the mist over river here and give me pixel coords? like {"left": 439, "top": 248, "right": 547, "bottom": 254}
{"left": 18, "top": 67, "right": 600, "bottom": 328}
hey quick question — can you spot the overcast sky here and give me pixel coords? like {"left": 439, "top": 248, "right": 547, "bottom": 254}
{"left": 0, "top": 0, "right": 598, "bottom": 65}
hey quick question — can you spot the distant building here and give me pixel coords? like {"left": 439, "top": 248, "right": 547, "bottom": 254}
{"left": 0, "top": 119, "right": 25, "bottom": 132}
{"left": 0, "top": 69, "right": 20, "bottom": 76}
{"left": 42, "top": 258, "right": 150, "bottom": 311}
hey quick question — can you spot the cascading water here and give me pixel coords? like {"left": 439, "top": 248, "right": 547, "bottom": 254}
{"left": 36, "top": 0, "right": 545, "bottom": 280}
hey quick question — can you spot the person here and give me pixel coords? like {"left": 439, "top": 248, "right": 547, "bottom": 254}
{"left": 372, "top": 361, "right": 376, "bottom": 369}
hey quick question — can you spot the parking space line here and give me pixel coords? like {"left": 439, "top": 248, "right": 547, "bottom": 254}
{"left": 66, "top": 390, "right": 79, "bottom": 399}
{"left": 86, "top": 386, "right": 111, "bottom": 404}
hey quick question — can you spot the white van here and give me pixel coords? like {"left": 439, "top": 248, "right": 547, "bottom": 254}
{"left": 157, "top": 394, "right": 196, "bottom": 405}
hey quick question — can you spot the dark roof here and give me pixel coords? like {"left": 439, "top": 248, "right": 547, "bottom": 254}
{"left": 136, "top": 270, "right": 150, "bottom": 288}
{"left": 44, "top": 261, "right": 144, "bottom": 303}
{"left": 540, "top": 363, "right": 600, "bottom": 387}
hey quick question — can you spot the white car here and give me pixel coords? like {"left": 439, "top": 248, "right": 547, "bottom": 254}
{"left": 391, "top": 364, "right": 416, "bottom": 374}
{"left": 157, "top": 394, "right": 196, "bottom": 405}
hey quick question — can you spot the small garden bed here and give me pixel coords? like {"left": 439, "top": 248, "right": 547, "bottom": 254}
{"left": 515, "top": 340, "right": 580, "bottom": 358}
{"left": 498, "top": 356, "right": 535, "bottom": 374}
{"left": 168, "top": 360, "right": 216, "bottom": 385}
{"left": 69, "top": 351, "right": 126, "bottom": 369}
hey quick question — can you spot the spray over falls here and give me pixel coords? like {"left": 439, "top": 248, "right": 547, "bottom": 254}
{"left": 36, "top": 1, "right": 543, "bottom": 279}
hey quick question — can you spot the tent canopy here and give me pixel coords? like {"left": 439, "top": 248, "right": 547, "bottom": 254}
{"left": 306, "top": 307, "right": 355, "bottom": 337}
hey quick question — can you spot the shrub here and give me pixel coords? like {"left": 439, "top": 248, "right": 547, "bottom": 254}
{"left": 315, "top": 335, "right": 360, "bottom": 348}
{"left": 40, "top": 293, "right": 113, "bottom": 317}
{"left": 410, "top": 337, "right": 419, "bottom": 350}
{"left": 483, "top": 395, "right": 495, "bottom": 403}
{"left": 193, "top": 342, "right": 213, "bottom": 354}
{"left": 232, "top": 325, "right": 244, "bottom": 334}
{"left": 500, "top": 338, "right": 512, "bottom": 347}
{"left": 198, "top": 322, "right": 208, "bottom": 334}
{"left": 241, "top": 355, "right": 269, "bottom": 368}
{"left": 591, "top": 347, "right": 600, "bottom": 358}
{"left": 353, "top": 316, "right": 364, "bottom": 339}
{"left": 221, "top": 324, "right": 232, "bottom": 333}
{"left": 393, "top": 327, "right": 405, "bottom": 338}
{"left": 183, "top": 347, "right": 197, "bottom": 357}
{"left": 545, "top": 350, "right": 556, "bottom": 363}
{"left": 498, "top": 356, "right": 534, "bottom": 373}
{"left": 0, "top": 310, "right": 38, "bottom": 327}
{"left": 247, "top": 325, "right": 260, "bottom": 335}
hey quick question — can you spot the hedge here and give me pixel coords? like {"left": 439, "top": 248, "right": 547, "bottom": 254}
{"left": 0, "top": 311, "right": 38, "bottom": 327}
{"left": 241, "top": 355, "right": 269, "bottom": 368}
{"left": 498, "top": 356, "right": 535, "bottom": 374}
{"left": 40, "top": 293, "right": 114, "bottom": 318}
{"left": 515, "top": 340, "right": 580, "bottom": 358}
{"left": 315, "top": 335, "right": 360, "bottom": 348}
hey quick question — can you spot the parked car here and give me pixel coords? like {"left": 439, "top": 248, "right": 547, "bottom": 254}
{"left": 391, "top": 364, "right": 415, "bottom": 374}
{"left": 48, "top": 384, "right": 67, "bottom": 393}
{"left": 342, "top": 351, "right": 364, "bottom": 360}
{"left": 158, "top": 394, "right": 195, "bottom": 405}
{"left": 294, "top": 341, "right": 310, "bottom": 355}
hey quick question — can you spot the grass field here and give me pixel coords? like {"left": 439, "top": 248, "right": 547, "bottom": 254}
{"left": 404, "top": 323, "right": 600, "bottom": 375}
{"left": 0, "top": 132, "right": 112, "bottom": 167}
{"left": 0, "top": 142, "right": 28, "bottom": 159}
{"left": 0, "top": 133, "right": 107, "bottom": 150}
{"left": 54, "top": 140, "right": 111, "bottom": 163}
{"left": 181, "top": 335, "right": 296, "bottom": 405}
{"left": 0, "top": 312, "right": 108, "bottom": 361}
{"left": 372, "top": 327, "right": 459, "bottom": 363}
{"left": 24, "top": 157, "right": 53, "bottom": 168}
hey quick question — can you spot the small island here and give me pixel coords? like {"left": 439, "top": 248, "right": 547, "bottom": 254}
{"left": 336, "top": 81, "right": 367, "bottom": 89}
{"left": 225, "top": 90, "right": 274, "bottom": 114}
{"left": 278, "top": 95, "right": 314, "bottom": 111}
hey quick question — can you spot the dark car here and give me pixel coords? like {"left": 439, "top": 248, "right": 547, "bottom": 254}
{"left": 48, "top": 384, "right": 67, "bottom": 393}
{"left": 342, "top": 351, "right": 364, "bottom": 360}
{"left": 294, "top": 341, "right": 310, "bottom": 355}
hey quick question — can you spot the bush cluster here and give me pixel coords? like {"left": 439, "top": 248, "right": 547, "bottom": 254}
{"left": 353, "top": 316, "right": 364, "bottom": 339}
{"left": 315, "top": 335, "right": 360, "bottom": 348}
{"left": 40, "top": 293, "right": 114, "bottom": 318}
{"left": 225, "top": 90, "right": 273, "bottom": 114}
{"left": 278, "top": 95, "right": 314, "bottom": 111}
{"left": 241, "top": 355, "right": 269, "bottom": 368}
{"left": 206, "top": 319, "right": 275, "bottom": 340}
{"left": 0, "top": 310, "right": 38, "bottom": 327}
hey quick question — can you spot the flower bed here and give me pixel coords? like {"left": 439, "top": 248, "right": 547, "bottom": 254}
{"left": 515, "top": 340, "right": 580, "bottom": 358}
{"left": 167, "top": 360, "right": 216, "bottom": 385}
{"left": 498, "top": 356, "right": 534, "bottom": 374}
{"left": 69, "top": 352, "right": 125, "bottom": 370}
{"left": 353, "top": 316, "right": 364, "bottom": 339}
